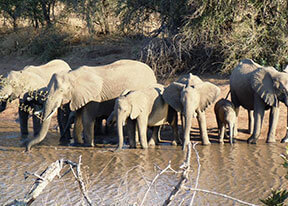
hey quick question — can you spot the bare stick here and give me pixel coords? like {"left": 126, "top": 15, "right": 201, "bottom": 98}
{"left": 69, "top": 156, "right": 92, "bottom": 206}
{"left": 184, "top": 187, "right": 258, "bottom": 206}
{"left": 163, "top": 142, "right": 192, "bottom": 206}
{"left": 189, "top": 143, "right": 200, "bottom": 206}
{"left": 140, "top": 161, "right": 175, "bottom": 206}
{"left": 23, "top": 159, "right": 64, "bottom": 205}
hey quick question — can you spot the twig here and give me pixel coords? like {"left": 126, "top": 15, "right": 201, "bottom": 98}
{"left": 163, "top": 142, "right": 192, "bottom": 206}
{"left": 68, "top": 155, "right": 92, "bottom": 206}
{"left": 189, "top": 143, "right": 200, "bottom": 206}
{"left": 140, "top": 161, "right": 175, "bottom": 206}
{"left": 184, "top": 187, "right": 259, "bottom": 206}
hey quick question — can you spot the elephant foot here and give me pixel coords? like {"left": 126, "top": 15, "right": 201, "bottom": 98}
{"left": 59, "top": 140, "right": 71, "bottom": 146}
{"left": 171, "top": 140, "right": 178, "bottom": 146}
{"left": 219, "top": 140, "right": 224, "bottom": 144}
{"left": 281, "top": 137, "right": 288, "bottom": 143}
{"left": 148, "top": 138, "right": 156, "bottom": 147}
{"left": 266, "top": 139, "right": 276, "bottom": 143}
{"left": 202, "top": 141, "right": 211, "bottom": 146}
{"left": 82, "top": 143, "right": 94, "bottom": 147}
{"left": 70, "top": 142, "right": 84, "bottom": 147}
{"left": 21, "top": 134, "right": 28, "bottom": 139}
{"left": 247, "top": 136, "right": 257, "bottom": 144}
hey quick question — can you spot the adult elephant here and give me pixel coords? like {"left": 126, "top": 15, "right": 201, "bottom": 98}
{"left": 163, "top": 73, "right": 220, "bottom": 150}
{"left": 230, "top": 59, "right": 288, "bottom": 144}
{"left": 25, "top": 59, "right": 157, "bottom": 150}
{"left": 0, "top": 59, "right": 71, "bottom": 139}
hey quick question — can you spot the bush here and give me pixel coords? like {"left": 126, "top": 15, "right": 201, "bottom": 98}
{"left": 28, "top": 26, "right": 71, "bottom": 61}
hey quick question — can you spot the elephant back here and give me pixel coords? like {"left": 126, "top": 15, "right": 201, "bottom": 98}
{"left": 67, "top": 59, "right": 157, "bottom": 111}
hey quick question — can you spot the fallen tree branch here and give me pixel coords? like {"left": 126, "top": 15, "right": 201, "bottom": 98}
{"left": 189, "top": 143, "right": 200, "bottom": 206}
{"left": 5, "top": 156, "right": 91, "bottom": 206}
{"left": 163, "top": 142, "right": 192, "bottom": 206}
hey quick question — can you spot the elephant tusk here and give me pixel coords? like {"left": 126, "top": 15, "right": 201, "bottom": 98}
{"left": 44, "top": 109, "right": 57, "bottom": 121}
{"left": 34, "top": 109, "right": 43, "bottom": 116}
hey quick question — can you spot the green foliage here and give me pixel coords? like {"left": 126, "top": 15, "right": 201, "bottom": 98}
{"left": 260, "top": 190, "right": 288, "bottom": 206}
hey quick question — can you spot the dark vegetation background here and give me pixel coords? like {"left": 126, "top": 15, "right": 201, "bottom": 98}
{"left": 0, "top": 0, "right": 288, "bottom": 80}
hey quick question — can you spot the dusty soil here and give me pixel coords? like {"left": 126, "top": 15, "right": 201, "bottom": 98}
{"left": 0, "top": 42, "right": 287, "bottom": 144}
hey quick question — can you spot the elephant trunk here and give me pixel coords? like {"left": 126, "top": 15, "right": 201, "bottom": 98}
{"left": 117, "top": 115, "right": 125, "bottom": 149}
{"left": 25, "top": 117, "right": 52, "bottom": 151}
{"left": 229, "top": 122, "right": 234, "bottom": 145}
{"left": 183, "top": 113, "right": 193, "bottom": 150}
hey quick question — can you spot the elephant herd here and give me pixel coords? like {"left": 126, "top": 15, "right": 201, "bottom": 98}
{"left": 0, "top": 58, "right": 288, "bottom": 151}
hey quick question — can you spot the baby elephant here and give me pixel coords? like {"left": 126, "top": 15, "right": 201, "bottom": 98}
{"left": 214, "top": 98, "right": 236, "bottom": 144}
{"left": 114, "top": 84, "right": 180, "bottom": 149}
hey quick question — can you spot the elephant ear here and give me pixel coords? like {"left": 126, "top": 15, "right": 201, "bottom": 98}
{"left": 70, "top": 73, "right": 103, "bottom": 111}
{"left": 162, "top": 82, "right": 185, "bottom": 112}
{"left": 251, "top": 68, "right": 278, "bottom": 107}
{"left": 194, "top": 82, "right": 221, "bottom": 112}
{"left": 130, "top": 92, "right": 147, "bottom": 119}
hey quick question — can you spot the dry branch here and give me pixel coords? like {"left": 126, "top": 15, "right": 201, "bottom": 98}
{"left": 5, "top": 156, "right": 91, "bottom": 206}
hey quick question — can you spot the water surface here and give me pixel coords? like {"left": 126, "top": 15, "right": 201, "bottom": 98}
{"left": 0, "top": 121, "right": 287, "bottom": 205}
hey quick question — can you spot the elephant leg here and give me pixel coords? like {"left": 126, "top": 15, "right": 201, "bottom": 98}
{"left": 135, "top": 126, "right": 140, "bottom": 145}
{"left": 219, "top": 123, "right": 225, "bottom": 144}
{"left": 148, "top": 126, "right": 160, "bottom": 146}
{"left": 58, "top": 106, "right": 71, "bottom": 145}
{"left": 248, "top": 97, "right": 265, "bottom": 144}
{"left": 234, "top": 106, "right": 240, "bottom": 137}
{"left": 73, "top": 110, "right": 84, "bottom": 145}
{"left": 281, "top": 107, "right": 288, "bottom": 143}
{"left": 170, "top": 112, "right": 180, "bottom": 146}
{"left": 267, "top": 106, "right": 279, "bottom": 143}
{"left": 32, "top": 114, "right": 41, "bottom": 137}
{"left": 19, "top": 108, "right": 29, "bottom": 139}
{"left": 82, "top": 113, "right": 95, "bottom": 147}
{"left": 248, "top": 110, "right": 254, "bottom": 134}
{"left": 127, "top": 118, "right": 136, "bottom": 148}
{"left": 197, "top": 111, "right": 211, "bottom": 145}
{"left": 137, "top": 116, "right": 148, "bottom": 149}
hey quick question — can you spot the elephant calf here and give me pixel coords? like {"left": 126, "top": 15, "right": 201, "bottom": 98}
{"left": 214, "top": 98, "right": 236, "bottom": 144}
{"left": 114, "top": 84, "right": 180, "bottom": 149}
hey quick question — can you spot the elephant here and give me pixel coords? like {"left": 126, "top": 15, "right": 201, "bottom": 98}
{"left": 25, "top": 59, "right": 157, "bottom": 150}
{"left": 163, "top": 73, "right": 221, "bottom": 150}
{"left": 281, "top": 66, "right": 288, "bottom": 143}
{"left": 214, "top": 98, "right": 236, "bottom": 144}
{"left": 230, "top": 59, "right": 288, "bottom": 144}
{"left": 0, "top": 59, "right": 71, "bottom": 139}
{"left": 113, "top": 84, "right": 180, "bottom": 149}
{"left": 22, "top": 90, "right": 72, "bottom": 145}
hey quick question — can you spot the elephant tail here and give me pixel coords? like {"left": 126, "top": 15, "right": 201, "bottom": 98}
{"left": 225, "top": 90, "right": 231, "bottom": 100}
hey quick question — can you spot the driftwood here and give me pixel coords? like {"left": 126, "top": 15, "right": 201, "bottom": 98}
{"left": 5, "top": 156, "right": 91, "bottom": 206}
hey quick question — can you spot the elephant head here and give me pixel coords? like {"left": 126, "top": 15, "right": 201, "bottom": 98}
{"left": 163, "top": 73, "right": 220, "bottom": 149}
{"left": 0, "top": 72, "right": 20, "bottom": 111}
{"left": 251, "top": 67, "right": 288, "bottom": 107}
{"left": 41, "top": 71, "right": 103, "bottom": 121}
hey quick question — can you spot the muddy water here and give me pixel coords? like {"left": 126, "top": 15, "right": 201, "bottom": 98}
{"left": 0, "top": 121, "right": 288, "bottom": 205}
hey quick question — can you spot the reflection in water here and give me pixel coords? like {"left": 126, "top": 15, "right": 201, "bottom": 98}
{"left": 0, "top": 121, "right": 287, "bottom": 205}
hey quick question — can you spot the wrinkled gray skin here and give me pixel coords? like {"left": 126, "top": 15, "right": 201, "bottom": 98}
{"left": 113, "top": 84, "right": 180, "bottom": 149}
{"left": 25, "top": 59, "right": 157, "bottom": 150}
{"left": 163, "top": 73, "right": 221, "bottom": 150}
{"left": 22, "top": 90, "right": 72, "bottom": 145}
{"left": 214, "top": 98, "right": 236, "bottom": 144}
{"left": 0, "top": 60, "right": 71, "bottom": 139}
{"left": 230, "top": 59, "right": 288, "bottom": 144}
